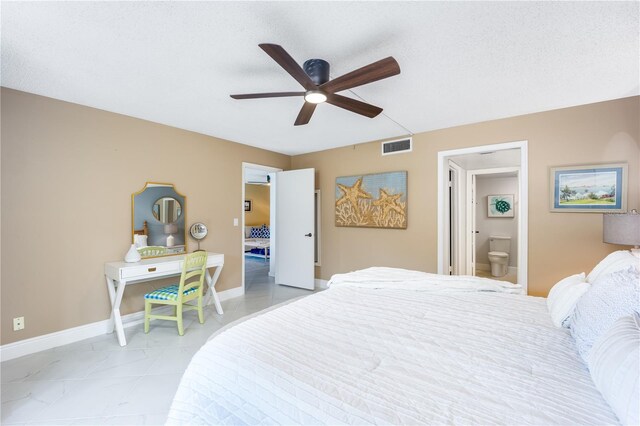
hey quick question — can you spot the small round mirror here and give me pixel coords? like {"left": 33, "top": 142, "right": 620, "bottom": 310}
{"left": 189, "top": 223, "right": 208, "bottom": 251}
{"left": 190, "top": 222, "right": 208, "bottom": 240}
{"left": 153, "top": 197, "right": 182, "bottom": 224}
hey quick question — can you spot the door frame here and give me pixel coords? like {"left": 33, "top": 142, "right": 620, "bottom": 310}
{"left": 242, "top": 162, "right": 283, "bottom": 294}
{"left": 447, "top": 160, "right": 465, "bottom": 275}
{"left": 437, "top": 140, "right": 528, "bottom": 293}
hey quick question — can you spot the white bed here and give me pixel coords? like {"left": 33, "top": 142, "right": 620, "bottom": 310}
{"left": 244, "top": 225, "right": 270, "bottom": 261}
{"left": 167, "top": 267, "right": 620, "bottom": 425}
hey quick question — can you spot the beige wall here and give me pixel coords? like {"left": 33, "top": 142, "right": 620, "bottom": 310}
{"left": 244, "top": 184, "right": 270, "bottom": 226}
{"left": 0, "top": 88, "right": 290, "bottom": 345}
{"left": 2, "top": 88, "right": 638, "bottom": 346}
{"left": 293, "top": 96, "right": 639, "bottom": 297}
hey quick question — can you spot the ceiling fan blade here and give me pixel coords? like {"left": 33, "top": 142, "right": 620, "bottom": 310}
{"left": 326, "top": 93, "right": 383, "bottom": 118}
{"left": 259, "top": 44, "right": 316, "bottom": 90}
{"left": 294, "top": 102, "right": 317, "bottom": 126}
{"left": 230, "top": 92, "right": 305, "bottom": 100}
{"left": 320, "top": 57, "right": 400, "bottom": 93}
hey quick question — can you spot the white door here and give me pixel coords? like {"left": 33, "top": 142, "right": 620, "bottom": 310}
{"left": 468, "top": 173, "right": 477, "bottom": 276}
{"left": 275, "top": 168, "right": 315, "bottom": 290}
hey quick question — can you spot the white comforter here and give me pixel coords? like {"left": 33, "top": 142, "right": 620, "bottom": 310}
{"left": 168, "top": 269, "right": 617, "bottom": 425}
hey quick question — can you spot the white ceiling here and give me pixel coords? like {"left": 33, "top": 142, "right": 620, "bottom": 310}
{"left": 2, "top": 2, "right": 638, "bottom": 155}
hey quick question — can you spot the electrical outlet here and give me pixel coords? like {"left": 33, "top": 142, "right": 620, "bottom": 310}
{"left": 13, "top": 317, "right": 24, "bottom": 331}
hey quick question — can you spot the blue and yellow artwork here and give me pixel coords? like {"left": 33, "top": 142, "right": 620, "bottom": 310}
{"left": 335, "top": 171, "right": 407, "bottom": 228}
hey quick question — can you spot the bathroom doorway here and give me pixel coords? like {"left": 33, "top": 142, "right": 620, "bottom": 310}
{"left": 437, "top": 141, "right": 528, "bottom": 293}
{"left": 469, "top": 169, "right": 519, "bottom": 283}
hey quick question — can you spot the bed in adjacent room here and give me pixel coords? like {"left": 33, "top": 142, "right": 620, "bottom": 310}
{"left": 168, "top": 254, "right": 639, "bottom": 425}
{"left": 244, "top": 225, "right": 270, "bottom": 261}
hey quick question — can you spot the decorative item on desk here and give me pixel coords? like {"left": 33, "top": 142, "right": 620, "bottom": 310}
{"left": 165, "top": 223, "right": 178, "bottom": 247}
{"left": 190, "top": 222, "right": 208, "bottom": 252}
{"left": 604, "top": 209, "right": 640, "bottom": 257}
{"left": 124, "top": 244, "right": 141, "bottom": 263}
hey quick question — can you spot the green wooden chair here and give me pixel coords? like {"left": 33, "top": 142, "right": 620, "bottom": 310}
{"left": 138, "top": 246, "right": 167, "bottom": 257}
{"left": 144, "top": 251, "right": 208, "bottom": 335}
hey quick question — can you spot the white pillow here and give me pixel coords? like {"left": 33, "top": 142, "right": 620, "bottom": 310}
{"left": 133, "top": 234, "right": 148, "bottom": 248}
{"left": 547, "top": 272, "right": 589, "bottom": 328}
{"left": 244, "top": 226, "right": 252, "bottom": 239}
{"left": 588, "top": 313, "right": 640, "bottom": 426}
{"left": 587, "top": 250, "right": 639, "bottom": 284}
{"left": 570, "top": 266, "right": 640, "bottom": 361}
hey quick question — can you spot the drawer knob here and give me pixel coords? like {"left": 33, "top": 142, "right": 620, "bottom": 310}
{"left": 148, "top": 267, "right": 157, "bottom": 272}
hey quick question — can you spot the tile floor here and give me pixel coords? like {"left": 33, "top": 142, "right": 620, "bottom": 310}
{"left": 1, "top": 258, "right": 315, "bottom": 425}
{"left": 475, "top": 268, "right": 518, "bottom": 284}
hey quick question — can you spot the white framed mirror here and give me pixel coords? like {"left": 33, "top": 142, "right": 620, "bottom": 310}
{"left": 132, "top": 182, "right": 187, "bottom": 258}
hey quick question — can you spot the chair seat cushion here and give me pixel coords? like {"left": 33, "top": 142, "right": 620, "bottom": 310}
{"left": 145, "top": 285, "right": 197, "bottom": 301}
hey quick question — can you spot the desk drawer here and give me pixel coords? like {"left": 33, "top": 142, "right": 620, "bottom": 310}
{"left": 121, "top": 262, "right": 180, "bottom": 279}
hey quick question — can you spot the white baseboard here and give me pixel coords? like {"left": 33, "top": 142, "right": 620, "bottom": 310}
{"left": 476, "top": 263, "right": 491, "bottom": 272}
{"left": 477, "top": 263, "right": 518, "bottom": 275}
{"left": 0, "top": 286, "right": 245, "bottom": 363}
{"left": 217, "top": 286, "right": 244, "bottom": 301}
{"left": 0, "top": 305, "right": 169, "bottom": 362}
{"left": 315, "top": 279, "right": 329, "bottom": 290}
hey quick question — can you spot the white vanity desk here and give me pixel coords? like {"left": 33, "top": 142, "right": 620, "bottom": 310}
{"left": 105, "top": 252, "right": 224, "bottom": 346}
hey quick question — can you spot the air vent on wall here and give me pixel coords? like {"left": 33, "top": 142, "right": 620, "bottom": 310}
{"left": 381, "top": 137, "right": 412, "bottom": 156}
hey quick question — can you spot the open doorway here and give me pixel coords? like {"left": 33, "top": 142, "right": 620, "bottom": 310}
{"left": 469, "top": 168, "right": 520, "bottom": 283}
{"left": 241, "top": 163, "right": 318, "bottom": 302}
{"left": 437, "top": 141, "right": 528, "bottom": 293}
{"left": 242, "top": 163, "right": 282, "bottom": 295}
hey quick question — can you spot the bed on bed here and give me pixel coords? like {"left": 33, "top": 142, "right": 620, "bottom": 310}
{"left": 244, "top": 225, "right": 270, "bottom": 261}
{"left": 168, "top": 255, "right": 639, "bottom": 425}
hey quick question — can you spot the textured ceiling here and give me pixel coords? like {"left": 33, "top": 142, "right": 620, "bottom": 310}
{"left": 2, "top": 2, "right": 638, "bottom": 155}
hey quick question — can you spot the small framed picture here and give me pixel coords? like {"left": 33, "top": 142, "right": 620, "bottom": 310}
{"left": 549, "top": 163, "right": 627, "bottom": 213}
{"left": 244, "top": 200, "right": 252, "bottom": 212}
{"left": 488, "top": 194, "right": 514, "bottom": 218}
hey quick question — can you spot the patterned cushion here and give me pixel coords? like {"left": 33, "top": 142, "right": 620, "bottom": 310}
{"left": 249, "top": 225, "right": 270, "bottom": 239}
{"left": 570, "top": 266, "right": 640, "bottom": 362}
{"left": 145, "top": 285, "right": 197, "bottom": 301}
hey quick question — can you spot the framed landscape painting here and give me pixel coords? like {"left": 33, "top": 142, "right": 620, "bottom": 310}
{"left": 549, "top": 163, "right": 627, "bottom": 213}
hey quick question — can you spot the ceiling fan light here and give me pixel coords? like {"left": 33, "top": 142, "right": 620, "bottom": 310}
{"left": 304, "top": 91, "right": 327, "bottom": 104}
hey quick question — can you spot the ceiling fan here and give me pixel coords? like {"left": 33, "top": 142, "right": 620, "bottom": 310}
{"left": 230, "top": 44, "right": 401, "bottom": 126}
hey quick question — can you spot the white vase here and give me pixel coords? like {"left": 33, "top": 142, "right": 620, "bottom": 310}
{"left": 124, "top": 244, "right": 141, "bottom": 263}
{"left": 166, "top": 234, "right": 175, "bottom": 247}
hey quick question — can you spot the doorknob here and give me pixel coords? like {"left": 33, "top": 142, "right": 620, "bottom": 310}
{"left": 305, "top": 233, "right": 312, "bottom": 237}
{"left": 473, "top": 231, "right": 479, "bottom": 234}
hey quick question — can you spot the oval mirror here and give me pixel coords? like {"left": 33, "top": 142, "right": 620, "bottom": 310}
{"left": 152, "top": 197, "right": 182, "bottom": 224}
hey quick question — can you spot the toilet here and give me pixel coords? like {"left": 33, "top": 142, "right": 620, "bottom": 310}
{"left": 488, "top": 236, "right": 511, "bottom": 277}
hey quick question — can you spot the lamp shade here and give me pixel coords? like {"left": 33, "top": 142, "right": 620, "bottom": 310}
{"left": 164, "top": 223, "right": 178, "bottom": 235}
{"left": 603, "top": 210, "right": 640, "bottom": 247}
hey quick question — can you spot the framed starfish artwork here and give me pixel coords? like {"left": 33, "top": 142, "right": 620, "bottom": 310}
{"left": 335, "top": 171, "right": 407, "bottom": 229}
